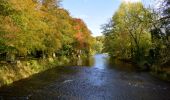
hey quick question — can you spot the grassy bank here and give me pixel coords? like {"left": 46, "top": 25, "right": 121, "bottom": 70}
{"left": 0, "top": 57, "right": 70, "bottom": 87}
{"left": 110, "top": 57, "right": 170, "bottom": 81}
{"left": 151, "top": 66, "right": 170, "bottom": 82}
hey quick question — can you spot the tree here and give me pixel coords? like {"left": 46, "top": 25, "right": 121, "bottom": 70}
{"left": 103, "top": 2, "right": 152, "bottom": 62}
{"left": 0, "top": 0, "right": 93, "bottom": 62}
{"left": 150, "top": 0, "right": 170, "bottom": 65}
{"left": 93, "top": 36, "right": 104, "bottom": 54}
{"left": 162, "top": 0, "right": 170, "bottom": 17}
{"left": 0, "top": 0, "right": 18, "bottom": 60}
{"left": 42, "top": 0, "right": 61, "bottom": 8}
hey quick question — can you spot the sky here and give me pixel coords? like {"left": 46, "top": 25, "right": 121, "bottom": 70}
{"left": 61, "top": 0, "right": 155, "bottom": 36}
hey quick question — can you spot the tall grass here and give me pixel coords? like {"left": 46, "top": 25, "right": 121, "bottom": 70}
{"left": 0, "top": 57, "right": 71, "bottom": 87}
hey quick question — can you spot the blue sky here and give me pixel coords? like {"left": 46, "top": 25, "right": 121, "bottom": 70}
{"left": 61, "top": 0, "right": 155, "bottom": 36}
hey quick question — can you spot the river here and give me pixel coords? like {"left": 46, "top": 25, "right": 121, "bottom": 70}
{"left": 0, "top": 54, "right": 170, "bottom": 100}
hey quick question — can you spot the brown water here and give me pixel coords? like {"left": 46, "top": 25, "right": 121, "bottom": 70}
{"left": 0, "top": 54, "right": 170, "bottom": 100}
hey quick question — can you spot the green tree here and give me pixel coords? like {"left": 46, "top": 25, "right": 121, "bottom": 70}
{"left": 93, "top": 36, "right": 104, "bottom": 54}
{"left": 150, "top": 0, "right": 170, "bottom": 65}
{"left": 103, "top": 2, "right": 152, "bottom": 63}
{"left": 0, "top": 0, "right": 93, "bottom": 61}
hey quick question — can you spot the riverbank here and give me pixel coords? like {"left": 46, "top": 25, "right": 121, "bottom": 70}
{"left": 151, "top": 65, "right": 170, "bottom": 82}
{"left": 0, "top": 54, "right": 170, "bottom": 100}
{"left": 109, "top": 58, "right": 170, "bottom": 82}
{"left": 0, "top": 57, "right": 70, "bottom": 87}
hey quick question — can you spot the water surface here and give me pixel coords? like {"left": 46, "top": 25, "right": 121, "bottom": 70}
{"left": 0, "top": 54, "right": 170, "bottom": 100}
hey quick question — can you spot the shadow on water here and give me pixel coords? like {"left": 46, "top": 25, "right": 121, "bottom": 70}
{"left": 94, "top": 54, "right": 137, "bottom": 72}
{"left": 0, "top": 54, "right": 170, "bottom": 100}
{"left": 0, "top": 66, "right": 79, "bottom": 98}
{"left": 108, "top": 59, "right": 138, "bottom": 72}
{"left": 0, "top": 56, "right": 95, "bottom": 99}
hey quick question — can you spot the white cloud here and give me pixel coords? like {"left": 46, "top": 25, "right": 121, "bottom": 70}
{"left": 121, "top": 0, "right": 141, "bottom": 3}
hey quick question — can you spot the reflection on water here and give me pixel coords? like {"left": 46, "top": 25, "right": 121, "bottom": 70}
{"left": 0, "top": 54, "right": 170, "bottom": 100}
{"left": 109, "top": 59, "right": 137, "bottom": 72}
{"left": 93, "top": 54, "right": 109, "bottom": 69}
{"left": 71, "top": 56, "right": 94, "bottom": 67}
{"left": 77, "top": 56, "right": 82, "bottom": 66}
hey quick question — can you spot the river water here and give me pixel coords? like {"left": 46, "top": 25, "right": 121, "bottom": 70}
{"left": 0, "top": 54, "right": 170, "bottom": 100}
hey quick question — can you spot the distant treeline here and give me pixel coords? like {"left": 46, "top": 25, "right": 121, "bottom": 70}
{"left": 93, "top": 36, "right": 104, "bottom": 54}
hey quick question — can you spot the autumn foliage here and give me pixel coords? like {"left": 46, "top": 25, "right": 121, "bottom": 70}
{"left": 0, "top": 0, "right": 94, "bottom": 60}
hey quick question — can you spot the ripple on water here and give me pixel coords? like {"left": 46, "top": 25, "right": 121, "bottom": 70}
{"left": 0, "top": 54, "right": 170, "bottom": 100}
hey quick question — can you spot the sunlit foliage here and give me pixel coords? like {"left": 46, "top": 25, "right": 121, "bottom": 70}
{"left": 103, "top": 2, "right": 152, "bottom": 62}
{"left": 0, "top": 0, "right": 93, "bottom": 61}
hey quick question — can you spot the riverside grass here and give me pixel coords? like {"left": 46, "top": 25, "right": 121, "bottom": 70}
{"left": 0, "top": 57, "right": 70, "bottom": 87}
